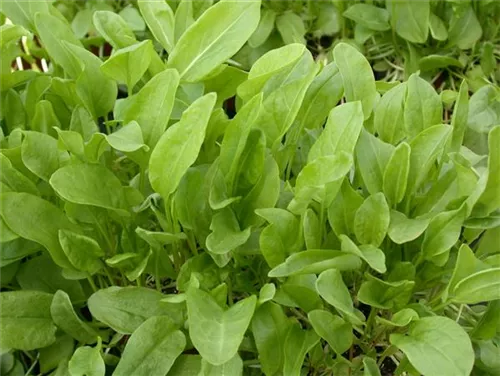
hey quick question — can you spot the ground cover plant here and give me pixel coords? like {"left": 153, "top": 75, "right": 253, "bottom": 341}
{"left": 1, "top": 0, "right": 500, "bottom": 375}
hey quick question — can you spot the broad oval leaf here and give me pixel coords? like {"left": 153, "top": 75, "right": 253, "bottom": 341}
{"left": 354, "top": 193, "right": 390, "bottom": 247}
{"left": 308, "top": 309, "right": 352, "bottom": 354}
{"left": 50, "top": 164, "right": 128, "bottom": 213}
{"left": 113, "top": 316, "right": 185, "bottom": 376}
{"left": 68, "top": 345, "right": 105, "bottom": 376}
{"left": 390, "top": 316, "right": 474, "bottom": 376}
{"left": 0, "top": 291, "right": 56, "bottom": 351}
{"left": 452, "top": 268, "right": 500, "bottom": 304}
{"left": 343, "top": 4, "right": 390, "bottom": 31}
{"left": 88, "top": 287, "right": 184, "bottom": 334}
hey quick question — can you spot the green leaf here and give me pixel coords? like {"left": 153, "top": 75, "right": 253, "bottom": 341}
{"left": 422, "top": 204, "right": 467, "bottom": 263}
{"left": 248, "top": 8, "right": 276, "bottom": 48}
{"left": 50, "top": 164, "right": 127, "bottom": 214}
{"left": 333, "top": 42, "right": 377, "bottom": 119}
{"left": 21, "top": 131, "right": 62, "bottom": 181}
{"left": 473, "top": 126, "right": 500, "bottom": 216}
{"left": 34, "top": 12, "right": 83, "bottom": 74}
{"left": 101, "top": 41, "right": 153, "bottom": 92}
{"left": 251, "top": 302, "right": 290, "bottom": 376}
{"left": 289, "top": 152, "right": 352, "bottom": 214}
{"left": 308, "top": 310, "right": 352, "bottom": 354}
{"left": 358, "top": 274, "right": 414, "bottom": 310}
{"left": 343, "top": 4, "right": 390, "bottom": 31}
{"left": 16, "top": 255, "right": 85, "bottom": 301}
{"left": 68, "top": 344, "right": 105, "bottom": 376}
{"left": 388, "top": 0, "right": 429, "bottom": 43}
{"left": 388, "top": 211, "right": 430, "bottom": 244}
{"left": 0, "top": 192, "right": 76, "bottom": 269}
{"left": 63, "top": 42, "right": 118, "bottom": 119}
{"left": 50, "top": 290, "right": 98, "bottom": 344}
{"left": 0, "top": 0, "right": 49, "bottom": 31}
{"left": 88, "top": 287, "right": 184, "bottom": 334}
{"left": 377, "top": 308, "right": 419, "bottom": 327}
{"left": 0, "top": 153, "right": 38, "bottom": 195}
{"left": 407, "top": 124, "right": 451, "bottom": 194}
{"left": 186, "top": 284, "right": 256, "bottom": 365}
{"left": 328, "top": 179, "right": 364, "bottom": 238}
{"left": 58, "top": 230, "right": 103, "bottom": 275}
{"left": 355, "top": 129, "right": 394, "bottom": 195}
{"left": 149, "top": 93, "right": 216, "bottom": 199}
{"left": 374, "top": 82, "right": 406, "bottom": 144}
{"left": 167, "top": 0, "right": 261, "bottom": 82}
{"left": 92, "top": 11, "right": 137, "bottom": 49}
{"left": 283, "top": 325, "right": 320, "bottom": 376}
{"left": 404, "top": 73, "right": 442, "bottom": 137}
{"left": 276, "top": 11, "right": 306, "bottom": 45}
{"left": 448, "top": 6, "right": 482, "bottom": 50}
{"left": 138, "top": 0, "right": 175, "bottom": 53}
{"left": 269, "top": 250, "right": 361, "bottom": 278}
{"left": 206, "top": 208, "right": 251, "bottom": 254}
{"left": 449, "top": 81, "right": 469, "bottom": 152}
{"left": 452, "top": 268, "right": 500, "bottom": 304}
{"left": 121, "top": 69, "right": 180, "bottom": 148}
{"left": 354, "top": 193, "right": 390, "bottom": 247}
{"left": 113, "top": 316, "right": 185, "bottom": 376}
{"left": 106, "top": 121, "right": 149, "bottom": 153}
{"left": 199, "top": 354, "right": 243, "bottom": 376}
{"left": 72, "top": 9, "right": 92, "bottom": 38}
{"left": 390, "top": 316, "right": 474, "bottom": 376}
{"left": 383, "top": 142, "right": 410, "bottom": 206}
{"left": 316, "top": 269, "right": 364, "bottom": 325}
{"left": 429, "top": 13, "right": 447, "bottom": 41}
{"left": 363, "top": 357, "right": 382, "bottom": 376}
{"left": 173, "top": 0, "right": 194, "bottom": 43}
{"left": 340, "top": 235, "right": 386, "bottom": 274}
{"left": 308, "top": 101, "right": 364, "bottom": 163}
{"left": 0, "top": 291, "right": 56, "bottom": 350}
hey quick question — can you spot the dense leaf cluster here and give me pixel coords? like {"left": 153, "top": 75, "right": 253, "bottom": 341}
{"left": 1, "top": 1, "right": 500, "bottom": 376}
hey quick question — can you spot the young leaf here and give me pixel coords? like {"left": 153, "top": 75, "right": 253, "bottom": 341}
{"left": 374, "top": 83, "right": 406, "bottom": 144}
{"left": 0, "top": 192, "right": 76, "bottom": 269}
{"left": 283, "top": 325, "right": 320, "bottom": 376}
{"left": 308, "top": 310, "right": 352, "bottom": 354}
{"left": 121, "top": 69, "right": 180, "bottom": 148}
{"left": 473, "top": 126, "right": 500, "bottom": 216}
{"left": 449, "top": 80, "right": 469, "bottom": 152}
{"left": 58, "top": 230, "right": 104, "bottom": 275}
{"left": 50, "top": 164, "right": 127, "bottom": 214}
{"left": 388, "top": 211, "right": 430, "bottom": 244}
{"left": 340, "top": 235, "right": 386, "bottom": 274}
{"left": 383, "top": 142, "right": 410, "bottom": 206}
{"left": 68, "top": 344, "right": 105, "bottom": 376}
{"left": 308, "top": 101, "right": 364, "bottom": 162}
{"left": 316, "top": 269, "right": 364, "bottom": 325}
{"left": 138, "top": 0, "right": 175, "bottom": 53}
{"left": 0, "top": 291, "right": 56, "bottom": 350}
{"left": 173, "top": 0, "right": 194, "bottom": 43}
{"left": 268, "top": 250, "right": 361, "bottom": 278}
{"left": 206, "top": 208, "right": 251, "bottom": 254}
{"left": 404, "top": 73, "right": 442, "bottom": 137}
{"left": 328, "top": 179, "right": 364, "bottom": 238}
{"left": 354, "top": 193, "right": 390, "bottom": 247}
{"left": 167, "top": 0, "right": 261, "bottom": 82}
{"left": 388, "top": 0, "right": 430, "bottom": 43}
{"left": 149, "top": 93, "right": 216, "bottom": 199}
{"left": 358, "top": 274, "right": 414, "bottom": 310}
{"left": 199, "top": 354, "right": 243, "bottom": 376}
{"left": 276, "top": 11, "right": 306, "bottom": 45}
{"left": 21, "top": 131, "right": 62, "bottom": 182}
{"left": 248, "top": 8, "right": 276, "bottom": 48}
{"left": 355, "top": 129, "right": 394, "bottom": 195}
{"left": 429, "top": 13, "right": 447, "bottom": 41}
{"left": 448, "top": 6, "right": 482, "bottom": 50}
{"left": 88, "top": 287, "right": 184, "bottom": 334}
{"left": 343, "top": 4, "right": 390, "bottom": 31}
{"left": 50, "top": 290, "right": 98, "bottom": 344}
{"left": 407, "top": 124, "right": 451, "bottom": 194}
{"left": 92, "top": 10, "right": 136, "bottom": 49}
{"left": 100, "top": 40, "right": 153, "bottom": 93}
{"left": 452, "top": 268, "right": 500, "bottom": 304}
{"left": 113, "top": 316, "right": 185, "bottom": 376}
{"left": 186, "top": 284, "right": 257, "bottom": 365}
{"left": 422, "top": 204, "right": 467, "bottom": 263}
{"left": 333, "top": 42, "right": 378, "bottom": 119}
{"left": 390, "top": 317, "right": 474, "bottom": 376}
